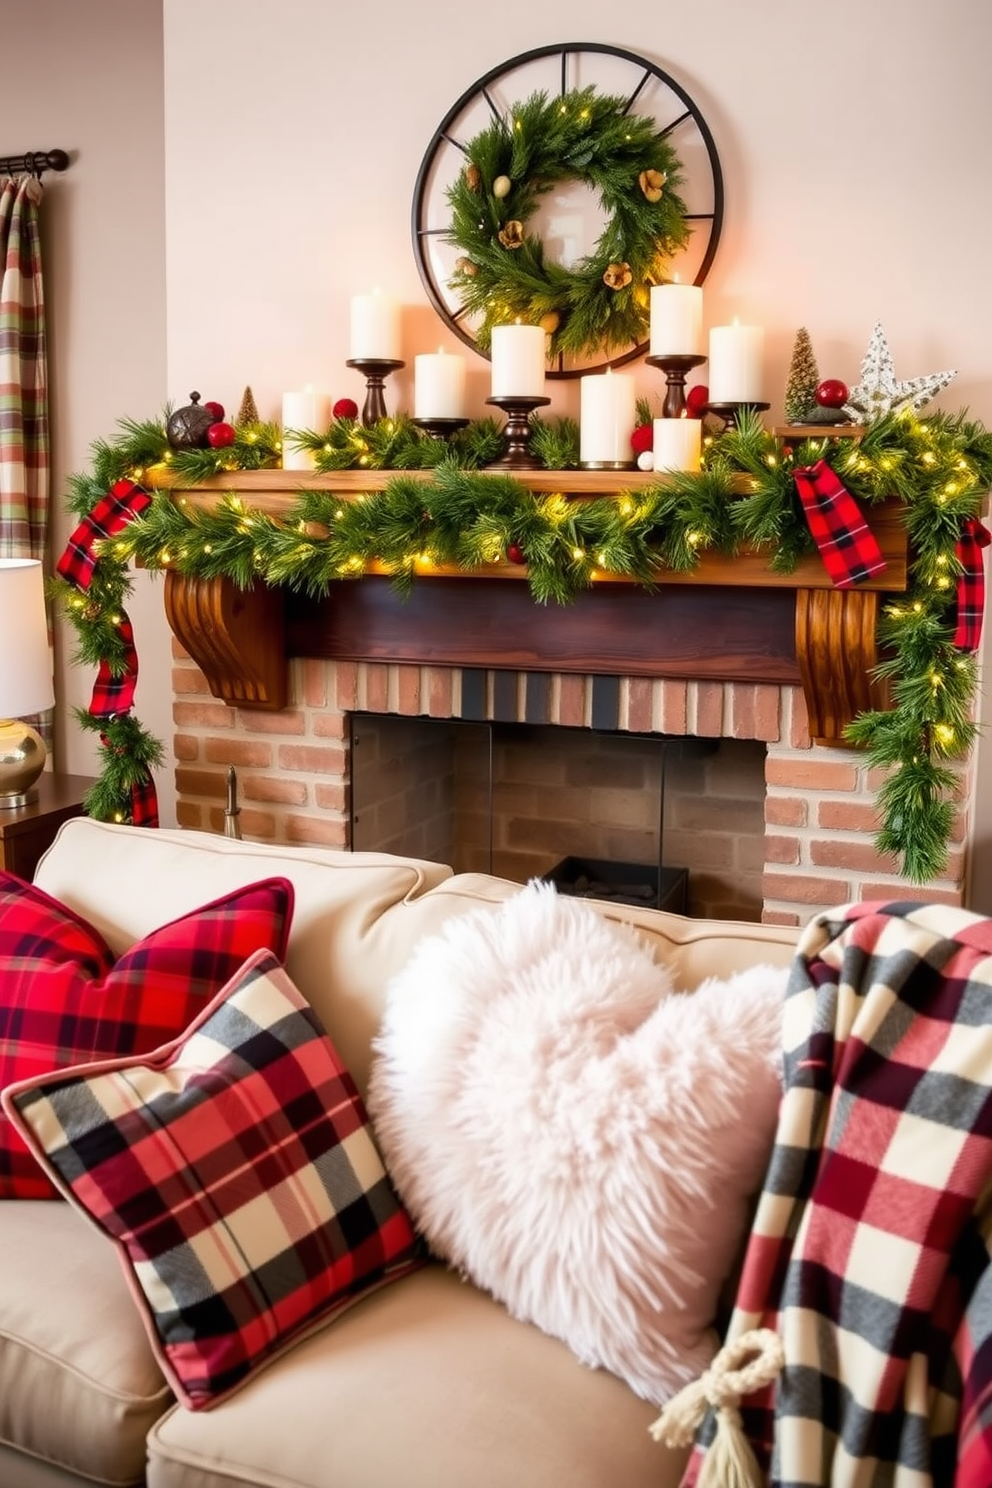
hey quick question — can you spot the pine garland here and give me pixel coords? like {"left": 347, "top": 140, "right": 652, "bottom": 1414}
{"left": 445, "top": 85, "right": 691, "bottom": 361}
{"left": 56, "top": 406, "right": 992, "bottom": 884}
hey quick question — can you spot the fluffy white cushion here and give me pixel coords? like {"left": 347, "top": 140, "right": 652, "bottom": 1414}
{"left": 368, "top": 880, "right": 787, "bottom": 1405}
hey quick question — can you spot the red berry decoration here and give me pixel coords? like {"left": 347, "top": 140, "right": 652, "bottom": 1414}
{"left": 203, "top": 400, "right": 225, "bottom": 422}
{"left": 333, "top": 397, "right": 359, "bottom": 420}
{"left": 506, "top": 543, "right": 526, "bottom": 565}
{"left": 206, "top": 421, "right": 236, "bottom": 449}
{"left": 630, "top": 424, "right": 653, "bottom": 455}
{"left": 685, "top": 383, "right": 710, "bottom": 418}
{"left": 815, "top": 379, "right": 849, "bottom": 409}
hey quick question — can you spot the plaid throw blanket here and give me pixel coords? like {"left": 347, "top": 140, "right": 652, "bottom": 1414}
{"left": 682, "top": 899, "right": 992, "bottom": 1488}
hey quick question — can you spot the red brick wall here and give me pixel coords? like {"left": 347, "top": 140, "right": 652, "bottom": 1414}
{"left": 171, "top": 639, "right": 969, "bottom": 926}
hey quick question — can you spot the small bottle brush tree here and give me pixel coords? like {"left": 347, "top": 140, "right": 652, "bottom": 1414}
{"left": 784, "top": 327, "right": 820, "bottom": 423}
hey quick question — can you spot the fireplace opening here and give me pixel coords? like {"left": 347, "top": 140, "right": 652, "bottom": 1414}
{"left": 349, "top": 713, "right": 766, "bottom": 920}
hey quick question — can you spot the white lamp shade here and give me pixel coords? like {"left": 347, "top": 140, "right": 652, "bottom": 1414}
{"left": 0, "top": 559, "right": 55, "bottom": 717}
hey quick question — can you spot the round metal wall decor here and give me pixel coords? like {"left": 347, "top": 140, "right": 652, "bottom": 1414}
{"left": 411, "top": 43, "right": 724, "bottom": 378}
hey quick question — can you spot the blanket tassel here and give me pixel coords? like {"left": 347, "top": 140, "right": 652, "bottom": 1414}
{"left": 648, "top": 1327, "right": 785, "bottom": 1488}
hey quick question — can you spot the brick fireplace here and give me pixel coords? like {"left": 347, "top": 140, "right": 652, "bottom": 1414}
{"left": 171, "top": 644, "right": 968, "bottom": 928}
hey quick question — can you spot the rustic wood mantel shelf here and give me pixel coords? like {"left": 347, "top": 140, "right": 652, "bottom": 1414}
{"left": 160, "top": 470, "right": 910, "bottom": 746}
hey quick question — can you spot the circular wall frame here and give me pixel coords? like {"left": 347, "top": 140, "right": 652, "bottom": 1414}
{"left": 411, "top": 42, "right": 724, "bottom": 378}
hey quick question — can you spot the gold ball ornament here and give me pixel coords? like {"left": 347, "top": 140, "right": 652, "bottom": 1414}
{"left": 539, "top": 311, "right": 560, "bottom": 334}
{"left": 492, "top": 174, "right": 512, "bottom": 199}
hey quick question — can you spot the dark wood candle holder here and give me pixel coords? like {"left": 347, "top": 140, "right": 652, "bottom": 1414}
{"left": 705, "top": 400, "right": 771, "bottom": 431}
{"left": 484, "top": 395, "right": 551, "bottom": 469}
{"left": 645, "top": 353, "right": 707, "bottom": 418}
{"left": 345, "top": 358, "right": 405, "bottom": 427}
{"left": 412, "top": 417, "right": 470, "bottom": 441}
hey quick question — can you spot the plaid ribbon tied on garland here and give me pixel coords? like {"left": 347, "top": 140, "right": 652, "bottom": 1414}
{"left": 793, "top": 458, "right": 887, "bottom": 589}
{"left": 56, "top": 479, "right": 159, "bottom": 826}
{"left": 954, "top": 515, "right": 991, "bottom": 652}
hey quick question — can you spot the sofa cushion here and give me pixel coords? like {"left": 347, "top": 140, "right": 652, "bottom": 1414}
{"left": 33, "top": 819, "right": 454, "bottom": 1095}
{"left": 368, "top": 880, "right": 788, "bottom": 1405}
{"left": 4, "top": 948, "right": 422, "bottom": 1412}
{"left": 0, "top": 1199, "right": 171, "bottom": 1486}
{"left": 146, "top": 1265, "right": 690, "bottom": 1488}
{"left": 0, "top": 871, "right": 293, "bottom": 1199}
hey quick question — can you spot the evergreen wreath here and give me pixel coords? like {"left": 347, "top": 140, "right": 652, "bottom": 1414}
{"left": 445, "top": 85, "right": 691, "bottom": 361}
{"left": 54, "top": 406, "right": 992, "bottom": 886}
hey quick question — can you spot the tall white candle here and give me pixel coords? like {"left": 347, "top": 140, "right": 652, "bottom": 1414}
{"left": 350, "top": 289, "right": 401, "bottom": 360}
{"left": 490, "top": 323, "right": 546, "bottom": 398}
{"left": 649, "top": 282, "right": 704, "bottom": 356}
{"left": 579, "top": 368, "right": 636, "bottom": 465}
{"left": 708, "top": 321, "right": 764, "bottom": 403}
{"left": 414, "top": 348, "right": 467, "bottom": 419}
{"left": 281, "top": 386, "right": 332, "bottom": 471}
{"left": 653, "top": 416, "right": 701, "bottom": 473}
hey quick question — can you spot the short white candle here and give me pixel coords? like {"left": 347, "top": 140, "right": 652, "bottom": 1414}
{"left": 708, "top": 321, "right": 764, "bottom": 403}
{"left": 653, "top": 416, "right": 701, "bottom": 473}
{"left": 350, "top": 289, "right": 401, "bottom": 361}
{"left": 281, "top": 386, "right": 331, "bottom": 471}
{"left": 414, "top": 348, "right": 467, "bottom": 420}
{"left": 579, "top": 368, "right": 636, "bottom": 465}
{"left": 649, "top": 282, "right": 704, "bottom": 356}
{"left": 490, "top": 323, "right": 546, "bottom": 398}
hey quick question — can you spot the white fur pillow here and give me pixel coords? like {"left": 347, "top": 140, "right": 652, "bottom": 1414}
{"left": 368, "top": 880, "right": 786, "bottom": 1404}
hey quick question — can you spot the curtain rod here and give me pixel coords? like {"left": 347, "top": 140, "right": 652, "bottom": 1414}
{"left": 0, "top": 149, "right": 70, "bottom": 177}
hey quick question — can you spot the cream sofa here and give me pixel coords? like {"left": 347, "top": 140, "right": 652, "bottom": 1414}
{"left": 0, "top": 818, "right": 799, "bottom": 1488}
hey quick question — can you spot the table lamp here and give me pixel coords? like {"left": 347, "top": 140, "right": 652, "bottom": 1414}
{"left": 0, "top": 559, "right": 56, "bottom": 807}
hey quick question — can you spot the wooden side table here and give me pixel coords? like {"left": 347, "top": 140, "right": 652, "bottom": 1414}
{"left": 0, "top": 773, "right": 97, "bottom": 882}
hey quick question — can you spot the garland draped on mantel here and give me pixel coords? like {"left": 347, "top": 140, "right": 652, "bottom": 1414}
{"left": 53, "top": 406, "right": 992, "bottom": 885}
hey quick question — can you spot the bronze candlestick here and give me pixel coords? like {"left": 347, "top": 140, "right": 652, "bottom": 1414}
{"left": 645, "top": 354, "right": 708, "bottom": 418}
{"left": 484, "top": 395, "right": 551, "bottom": 469}
{"left": 345, "top": 358, "right": 405, "bottom": 427}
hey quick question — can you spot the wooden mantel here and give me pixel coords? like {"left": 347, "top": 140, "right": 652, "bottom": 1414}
{"left": 160, "top": 470, "right": 909, "bottom": 746}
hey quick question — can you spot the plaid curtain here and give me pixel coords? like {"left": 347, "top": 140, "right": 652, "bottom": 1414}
{"left": 0, "top": 174, "right": 53, "bottom": 750}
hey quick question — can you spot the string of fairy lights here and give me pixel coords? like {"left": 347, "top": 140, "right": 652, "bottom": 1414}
{"left": 53, "top": 403, "right": 992, "bottom": 883}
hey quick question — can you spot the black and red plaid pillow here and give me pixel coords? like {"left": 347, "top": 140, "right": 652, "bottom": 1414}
{"left": 0, "top": 872, "right": 294, "bottom": 1199}
{"left": 3, "top": 948, "right": 422, "bottom": 1410}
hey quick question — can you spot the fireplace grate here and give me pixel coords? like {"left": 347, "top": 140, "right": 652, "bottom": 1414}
{"left": 544, "top": 856, "right": 687, "bottom": 914}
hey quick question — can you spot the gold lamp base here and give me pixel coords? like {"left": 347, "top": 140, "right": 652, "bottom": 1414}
{"left": 0, "top": 717, "right": 48, "bottom": 809}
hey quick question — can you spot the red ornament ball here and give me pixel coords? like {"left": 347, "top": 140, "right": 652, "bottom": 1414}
{"left": 815, "top": 379, "right": 849, "bottom": 410}
{"left": 333, "top": 397, "right": 359, "bottom": 420}
{"left": 206, "top": 420, "right": 236, "bottom": 449}
{"left": 685, "top": 383, "right": 710, "bottom": 418}
{"left": 630, "top": 424, "right": 653, "bottom": 455}
{"left": 203, "top": 400, "right": 225, "bottom": 422}
{"left": 506, "top": 543, "right": 526, "bottom": 565}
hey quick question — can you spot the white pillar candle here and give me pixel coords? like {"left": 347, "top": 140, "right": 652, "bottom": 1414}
{"left": 281, "top": 386, "right": 331, "bottom": 471}
{"left": 579, "top": 368, "right": 636, "bottom": 465}
{"left": 653, "top": 416, "right": 701, "bottom": 473}
{"left": 649, "top": 282, "right": 703, "bottom": 356}
{"left": 490, "top": 323, "right": 546, "bottom": 398}
{"left": 414, "top": 348, "right": 467, "bottom": 420}
{"left": 708, "top": 321, "right": 765, "bottom": 403}
{"left": 350, "top": 289, "right": 401, "bottom": 361}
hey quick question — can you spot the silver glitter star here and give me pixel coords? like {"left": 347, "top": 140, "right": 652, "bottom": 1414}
{"left": 842, "top": 321, "right": 956, "bottom": 423}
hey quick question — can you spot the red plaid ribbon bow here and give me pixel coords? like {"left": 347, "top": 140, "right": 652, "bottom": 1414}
{"left": 954, "top": 516, "right": 992, "bottom": 652}
{"left": 56, "top": 479, "right": 158, "bottom": 827}
{"left": 793, "top": 459, "right": 887, "bottom": 589}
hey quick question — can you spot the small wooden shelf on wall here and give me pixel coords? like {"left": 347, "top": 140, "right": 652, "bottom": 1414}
{"left": 158, "top": 469, "right": 908, "bottom": 747}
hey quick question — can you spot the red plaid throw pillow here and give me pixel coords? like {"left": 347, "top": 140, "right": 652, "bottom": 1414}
{"left": 0, "top": 872, "right": 294, "bottom": 1199}
{"left": 2, "top": 948, "right": 422, "bottom": 1410}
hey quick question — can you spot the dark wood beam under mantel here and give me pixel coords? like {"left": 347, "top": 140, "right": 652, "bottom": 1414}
{"left": 160, "top": 472, "right": 905, "bottom": 745}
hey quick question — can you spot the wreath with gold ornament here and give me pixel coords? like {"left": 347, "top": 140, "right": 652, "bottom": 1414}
{"left": 445, "top": 85, "right": 691, "bottom": 363}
